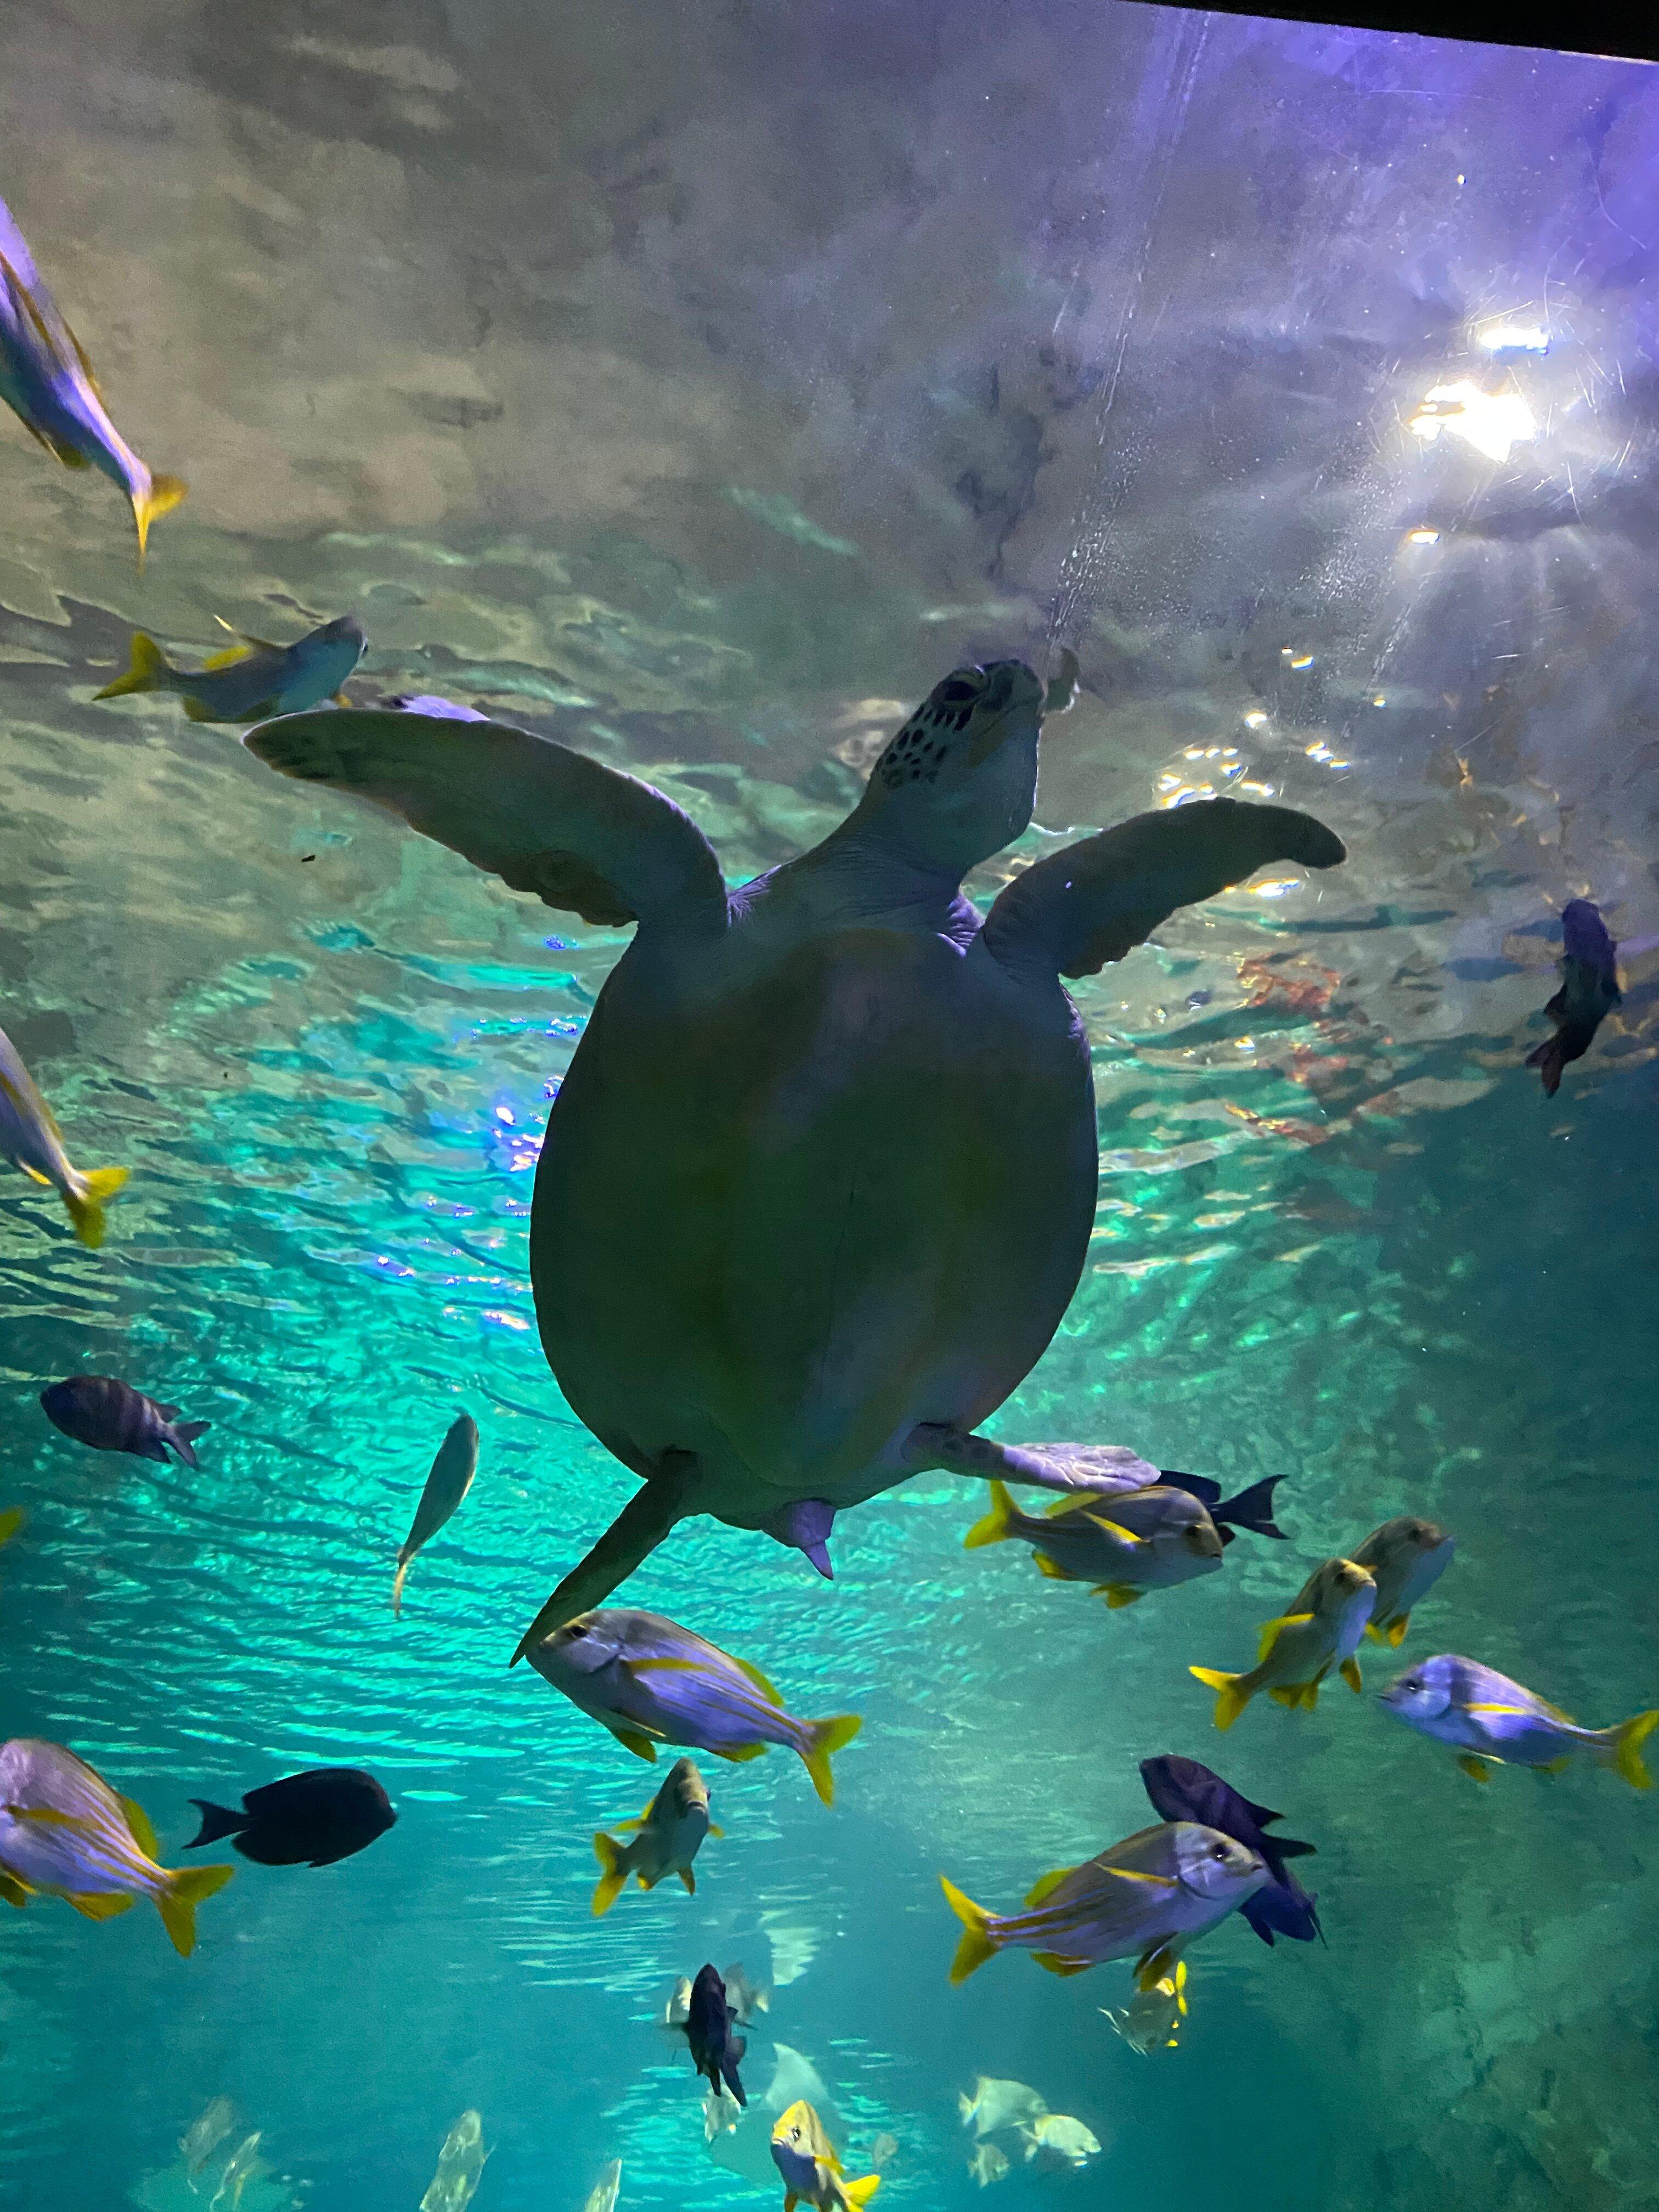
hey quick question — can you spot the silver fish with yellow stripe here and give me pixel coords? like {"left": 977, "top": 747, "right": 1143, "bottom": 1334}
{"left": 590, "top": 1754, "right": 720, "bottom": 1914}
{"left": 0, "top": 1737, "right": 233, "bottom": 1955}
{"left": 964, "top": 1477, "right": 1224, "bottom": 1605}
{"left": 1380, "top": 1654, "right": 1658, "bottom": 1787}
{"left": 1190, "top": 1555, "right": 1376, "bottom": 1729}
{"left": 1351, "top": 1515, "right": 1454, "bottom": 1646}
{"left": 527, "top": 1609, "right": 860, "bottom": 1804}
{"left": 95, "top": 614, "right": 365, "bottom": 724}
{"left": 0, "top": 1024, "right": 129, "bottom": 1248}
{"left": 939, "top": 1820, "right": 1265, "bottom": 1985}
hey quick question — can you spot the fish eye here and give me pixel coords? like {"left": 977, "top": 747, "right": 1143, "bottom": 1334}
{"left": 1210, "top": 1844, "right": 1229, "bottom": 1860}
{"left": 562, "top": 1623, "right": 588, "bottom": 1640}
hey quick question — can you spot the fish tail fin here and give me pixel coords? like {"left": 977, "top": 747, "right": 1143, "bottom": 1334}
{"left": 1525, "top": 1035, "right": 1565, "bottom": 1096}
{"left": 845, "top": 2179, "right": 881, "bottom": 2209}
{"left": 800, "top": 1713, "right": 861, "bottom": 1806}
{"left": 1189, "top": 1666, "right": 1249, "bottom": 1731}
{"left": 166, "top": 1420, "right": 210, "bottom": 1470}
{"left": 132, "top": 472, "right": 188, "bottom": 568}
{"left": 185, "top": 1799, "right": 247, "bottom": 1850}
{"left": 1596, "top": 1709, "right": 1659, "bottom": 1790}
{"left": 964, "top": 1480, "right": 1015, "bottom": 1550}
{"left": 1210, "top": 1474, "right": 1286, "bottom": 1540}
{"left": 939, "top": 1875, "right": 1001, "bottom": 1985}
{"left": 590, "top": 1831, "right": 629, "bottom": 1916}
{"left": 62, "top": 1165, "right": 129, "bottom": 1249}
{"left": 94, "top": 631, "right": 170, "bottom": 700}
{"left": 157, "top": 1862, "right": 234, "bottom": 1957}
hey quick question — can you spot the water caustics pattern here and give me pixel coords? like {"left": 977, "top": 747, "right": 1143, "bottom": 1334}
{"left": 2, "top": 4, "right": 1658, "bottom": 2210}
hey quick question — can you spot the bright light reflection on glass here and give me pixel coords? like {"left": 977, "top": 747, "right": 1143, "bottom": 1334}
{"left": 1409, "top": 380, "right": 1536, "bottom": 463}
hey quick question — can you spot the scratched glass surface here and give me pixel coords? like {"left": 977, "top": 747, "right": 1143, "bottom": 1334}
{"left": 1, "top": 6, "right": 1657, "bottom": 2211}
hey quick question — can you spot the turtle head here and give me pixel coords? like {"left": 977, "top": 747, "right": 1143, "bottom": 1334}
{"left": 853, "top": 658, "right": 1048, "bottom": 878}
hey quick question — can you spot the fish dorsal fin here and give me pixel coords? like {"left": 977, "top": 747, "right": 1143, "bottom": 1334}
{"left": 1085, "top": 1515, "right": 1144, "bottom": 1544}
{"left": 1256, "top": 1612, "right": 1314, "bottom": 1664}
{"left": 1043, "top": 1494, "right": 1090, "bottom": 1519}
{"left": 119, "top": 1795, "right": 160, "bottom": 1857}
{"left": 1105, "top": 1866, "right": 1179, "bottom": 1889}
{"left": 214, "top": 616, "right": 283, "bottom": 652}
{"left": 1025, "top": 1866, "right": 1075, "bottom": 1907}
{"left": 201, "top": 644, "right": 256, "bottom": 670}
{"left": 730, "top": 1654, "right": 784, "bottom": 1706}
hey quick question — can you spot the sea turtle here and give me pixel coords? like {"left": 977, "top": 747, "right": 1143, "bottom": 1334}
{"left": 245, "top": 656, "right": 1345, "bottom": 1657}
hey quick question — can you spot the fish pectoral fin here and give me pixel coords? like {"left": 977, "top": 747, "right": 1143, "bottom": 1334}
{"left": 1537, "top": 1756, "right": 1572, "bottom": 1775}
{"left": 1457, "top": 1755, "right": 1495, "bottom": 1782}
{"left": 0, "top": 1872, "right": 32, "bottom": 1908}
{"left": 679, "top": 1867, "right": 696, "bottom": 1894}
{"left": 1255, "top": 1612, "right": 1314, "bottom": 1664}
{"left": 707, "top": 1822, "right": 725, "bottom": 1839}
{"left": 709, "top": 1742, "right": 768, "bottom": 1764}
{"left": 1301, "top": 1679, "right": 1322, "bottom": 1710}
{"left": 1032, "top": 1550, "right": 1074, "bottom": 1579}
{"left": 65, "top": 1889, "right": 138, "bottom": 1920}
{"left": 607, "top": 1727, "right": 662, "bottom": 1763}
{"left": 1340, "top": 1657, "right": 1363, "bottom": 1694}
{"left": 1098, "top": 1584, "right": 1144, "bottom": 1608}
{"left": 1386, "top": 1615, "right": 1410, "bottom": 1646}
{"left": 180, "top": 696, "right": 219, "bottom": 723}
{"left": 1024, "top": 1866, "right": 1076, "bottom": 1907}
{"left": 1031, "top": 1951, "right": 1092, "bottom": 1977}
{"left": 201, "top": 645, "right": 257, "bottom": 670}
{"left": 730, "top": 1654, "right": 785, "bottom": 1706}
{"left": 16, "top": 1163, "right": 53, "bottom": 1186}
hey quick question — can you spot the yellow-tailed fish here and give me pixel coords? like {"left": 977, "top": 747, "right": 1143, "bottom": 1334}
{"left": 1101, "top": 1958, "right": 1189, "bottom": 2053}
{"left": 1381, "top": 1654, "right": 1658, "bottom": 1787}
{"left": 95, "top": 614, "right": 366, "bottom": 724}
{"left": 1190, "top": 1555, "right": 1376, "bottom": 1729}
{"left": 392, "top": 1414, "right": 480, "bottom": 1616}
{"left": 0, "top": 1023, "right": 128, "bottom": 1247}
{"left": 591, "top": 1754, "right": 718, "bottom": 1914}
{"left": 939, "top": 1820, "right": 1265, "bottom": 1986}
{"left": 770, "top": 2100, "right": 881, "bottom": 2212}
{"left": 0, "top": 1736, "right": 232, "bottom": 1954}
{"left": 965, "top": 1477, "right": 1223, "bottom": 1605}
{"left": 0, "top": 193, "right": 185, "bottom": 563}
{"left": 527, "top": 1608, "right": 860, "bottom": 1805}
{"left": 1351, "top": 1514, "right": 1455, "bottom": 1645}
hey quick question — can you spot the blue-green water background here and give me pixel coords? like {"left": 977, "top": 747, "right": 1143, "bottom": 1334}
{"left": 2, "top": 5, "right": 1657, "bottom": 2208}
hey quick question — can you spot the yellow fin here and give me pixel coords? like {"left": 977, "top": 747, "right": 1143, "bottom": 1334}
{"left": 939, "top": 1875, "right": 998, "bottom": 1985}
{"left": 1024, "top": 1866, "right": 1074, "bottom": 1907}
{"left": 1607, "top": 1709, "right": 1658, "bottom": 1790}
{"left": 608, "top": 1726, "right": 660, "bottom": 1763}
{"left": 131, "top": 473, "right": 187, "bottom": 569}
{"left": 964, "top": 1480, "right": 1015, "bottom": 1549}
{"left": 1136, "top": 1942, "right": 1181, "bottom": 1991}
{"left": 730, "top": 1653, "right": 783, "bottom": 1706}
{"left": 844, "top": 2179, "right": 881, "bottom": 2209}
{"left": 800, "top": 1713, "right": 861, "bottom": 1805}
{"left": 1457, "top": 1754, "right": 1494, "bottom": 1783}
{"left": 0, "top": 1505, "right": 22, "bottom": 1548}
{"left": 679, "top": 1866, "right": 695, "bottom": 1895}
{"left": 0, "top": 1872, "right": 30, "bottom": 1908}
{"left": 591, "top": 1831, "right": 627, "bottom": 1916}
{"left": 1100, "top": 1584, "right": 1143, "bottom": 1608}
{"left": 94, "top": 631, "right": 169, "bottom": 701}
{"left": 1256, "top": 1612, "right": 1313, "bottom": 1665}
{"left": 1190, "top": 1665, "right": 1248, "bottom": 1731}
{"left": 66, "top": 1889, "right": 136, "bottom": 1921}
{"left": 1537, "top": 1757, "right": 1571, "bottom": 1776}
{"left": 1268, "top": 1686, "right": 1302, "bottom": 1709}
{"left": 1300, "top": 1679, "right": 1322, "bottom": 1711}
{"left": 711, "top": 1742, "right": 768, "bottom": 1765}
{"left": 214, "top": 616, "right": 282, "bottom": 651}
{"left": 1086, "top": 1516, "right": 1145, "bottom": 1545}
{"left": 180, "top": 695, "right": 217, "bottom": 722}
{"left": 201, "top": 644, "right": 255, "bottom": 670}
{"left": 1031, "top": 1951, "right": 1092, "bottom": 1977}
{"left": 157, "top": 1863, "right": 234, "bottom": 1957}
{"left": 1386, "top": 1614, "right": 1410, "bottom": 1647}
{"left": 1032, "top": 1551, "right": 1073, "bottom": 1579}
{"left": 64, "top": 1165, "right": 129, "bottom": 1250}
{"left": 1043, "top": 1492, "right": 1090, "bottom": 1518}
{"left": 1340, "top": 1657, "right": 1363, "bottom": 1694}
{"left": 707, "top": 1821, "right": 724, "bottom": 1839}
{"left": 119, "top": 1795, "right": 160, "bottom": 1858}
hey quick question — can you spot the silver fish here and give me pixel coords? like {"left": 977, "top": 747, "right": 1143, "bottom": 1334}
{"left": 179, "top": 2095, "right": 236, "bottom": 2172}
{"left": 1101, "top": 1957, "right": 1188, "bottom": 2053}
{"left": 966, "top": 1479, "right": 1224, "bottom": 1605}
{"left": 1190, "top": 1556, "right": 1376, "bottom": 1728}
{"left": 96, "top": 616, "right": 366, "bottom": 724}
{"left": 967, "top": 2143, "right": 1010, "bottom": 2187}
{"left": 957, "top": 2078, "right": 1047, "bottom": 2137}
{"left": 392, "top": 1414, "right": 480, "bottom": 1615}
{"left": 591, "top": 1756, "right": 716, "bottom": 1914}
{"left": 582, "top": 2158, "right": 622, "bottom": 2212}
{"left": 1019, "top": 2115, "right": 1101, "bottom": 2170}
{"left": 1381, "top": 1655, "right": 1657, "bottom": 1787}
{"left": 1351, "top": 1516, "right": 1454, "bottom": 1647}
{"left": 210, "top": 2133, "right": 264, "bottom": 2211}
{"left": 527, "top": 1609, "right": 859, "bottom": 1804}
{"left": 0, "top": 1025, "right": 128, "bottom": 1246}
{"left": 941, "top": 1821, "right": 1265, "bottom": 1985}
{"left": 420, "top": 2110, "right": 488, "bottom": 2212}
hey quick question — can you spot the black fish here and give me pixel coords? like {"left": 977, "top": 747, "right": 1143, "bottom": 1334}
{"left": 186, "top": 1768, "right": 396, "bottom": 1867}
{"left": 1159, "top": 1471, "right": 1286, "bottom": 1543}
{"left": 40, "top": 1375, "right": 210, "bottom": 1468}
{"left": 1139, "top": 1753, "right": 1319, "bottom": 1946}
{"left": 1526, "top": 898, "right": 1621, "bottom": 1096}
{"left": 683, "top": 1962, "right": 746, "bottom": 2106}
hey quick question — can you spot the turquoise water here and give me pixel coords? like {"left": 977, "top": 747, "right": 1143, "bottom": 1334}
{"left": 3, "top": 6, "right": 1658, "bottom": 2210}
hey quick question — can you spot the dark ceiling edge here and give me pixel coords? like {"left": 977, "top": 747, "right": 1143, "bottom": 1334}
{"left": 1124, "top": 0, "right": 1659, "bottom": 64}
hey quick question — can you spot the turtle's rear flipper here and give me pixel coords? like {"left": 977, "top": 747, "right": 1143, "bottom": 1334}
{"left": 511, "top": 1456, "right": 698, "bottom": 1664}
{"left": 906, "top": 1425, "right": 1160, "bottom": 1497}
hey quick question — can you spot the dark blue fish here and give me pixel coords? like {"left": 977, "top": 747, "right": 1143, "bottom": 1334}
{"left": 1526, "top": 899, "right": 1620, "bottom": 1096}
{"left": 186, "top": 1768, "right": 396, "bottom": 1867}
{"left": 1139, "top": 1753, "right": 1319, "bottom": 1946}
{"left": 40, "top": 1375, "right": 209, "bottom": 1468}
{"left": 683, "top": 1962, "right": 746, "bottom": 2106}
{"left": 1158, "top": 1472, "right": 1286, "bottom": 1544}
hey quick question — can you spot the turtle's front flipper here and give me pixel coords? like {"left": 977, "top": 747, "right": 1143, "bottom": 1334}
{"left": 906, "top": 1426, "right": 1160, "bottom": 1497}
{"left": 980, "top": 798, "right": 1345, "bottom": 982}
{"left": 511, "top": 1457, "right": 699, "bottom": 1664}
{"left": 245, "top": 708, "right": 727, "bottom": 935}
